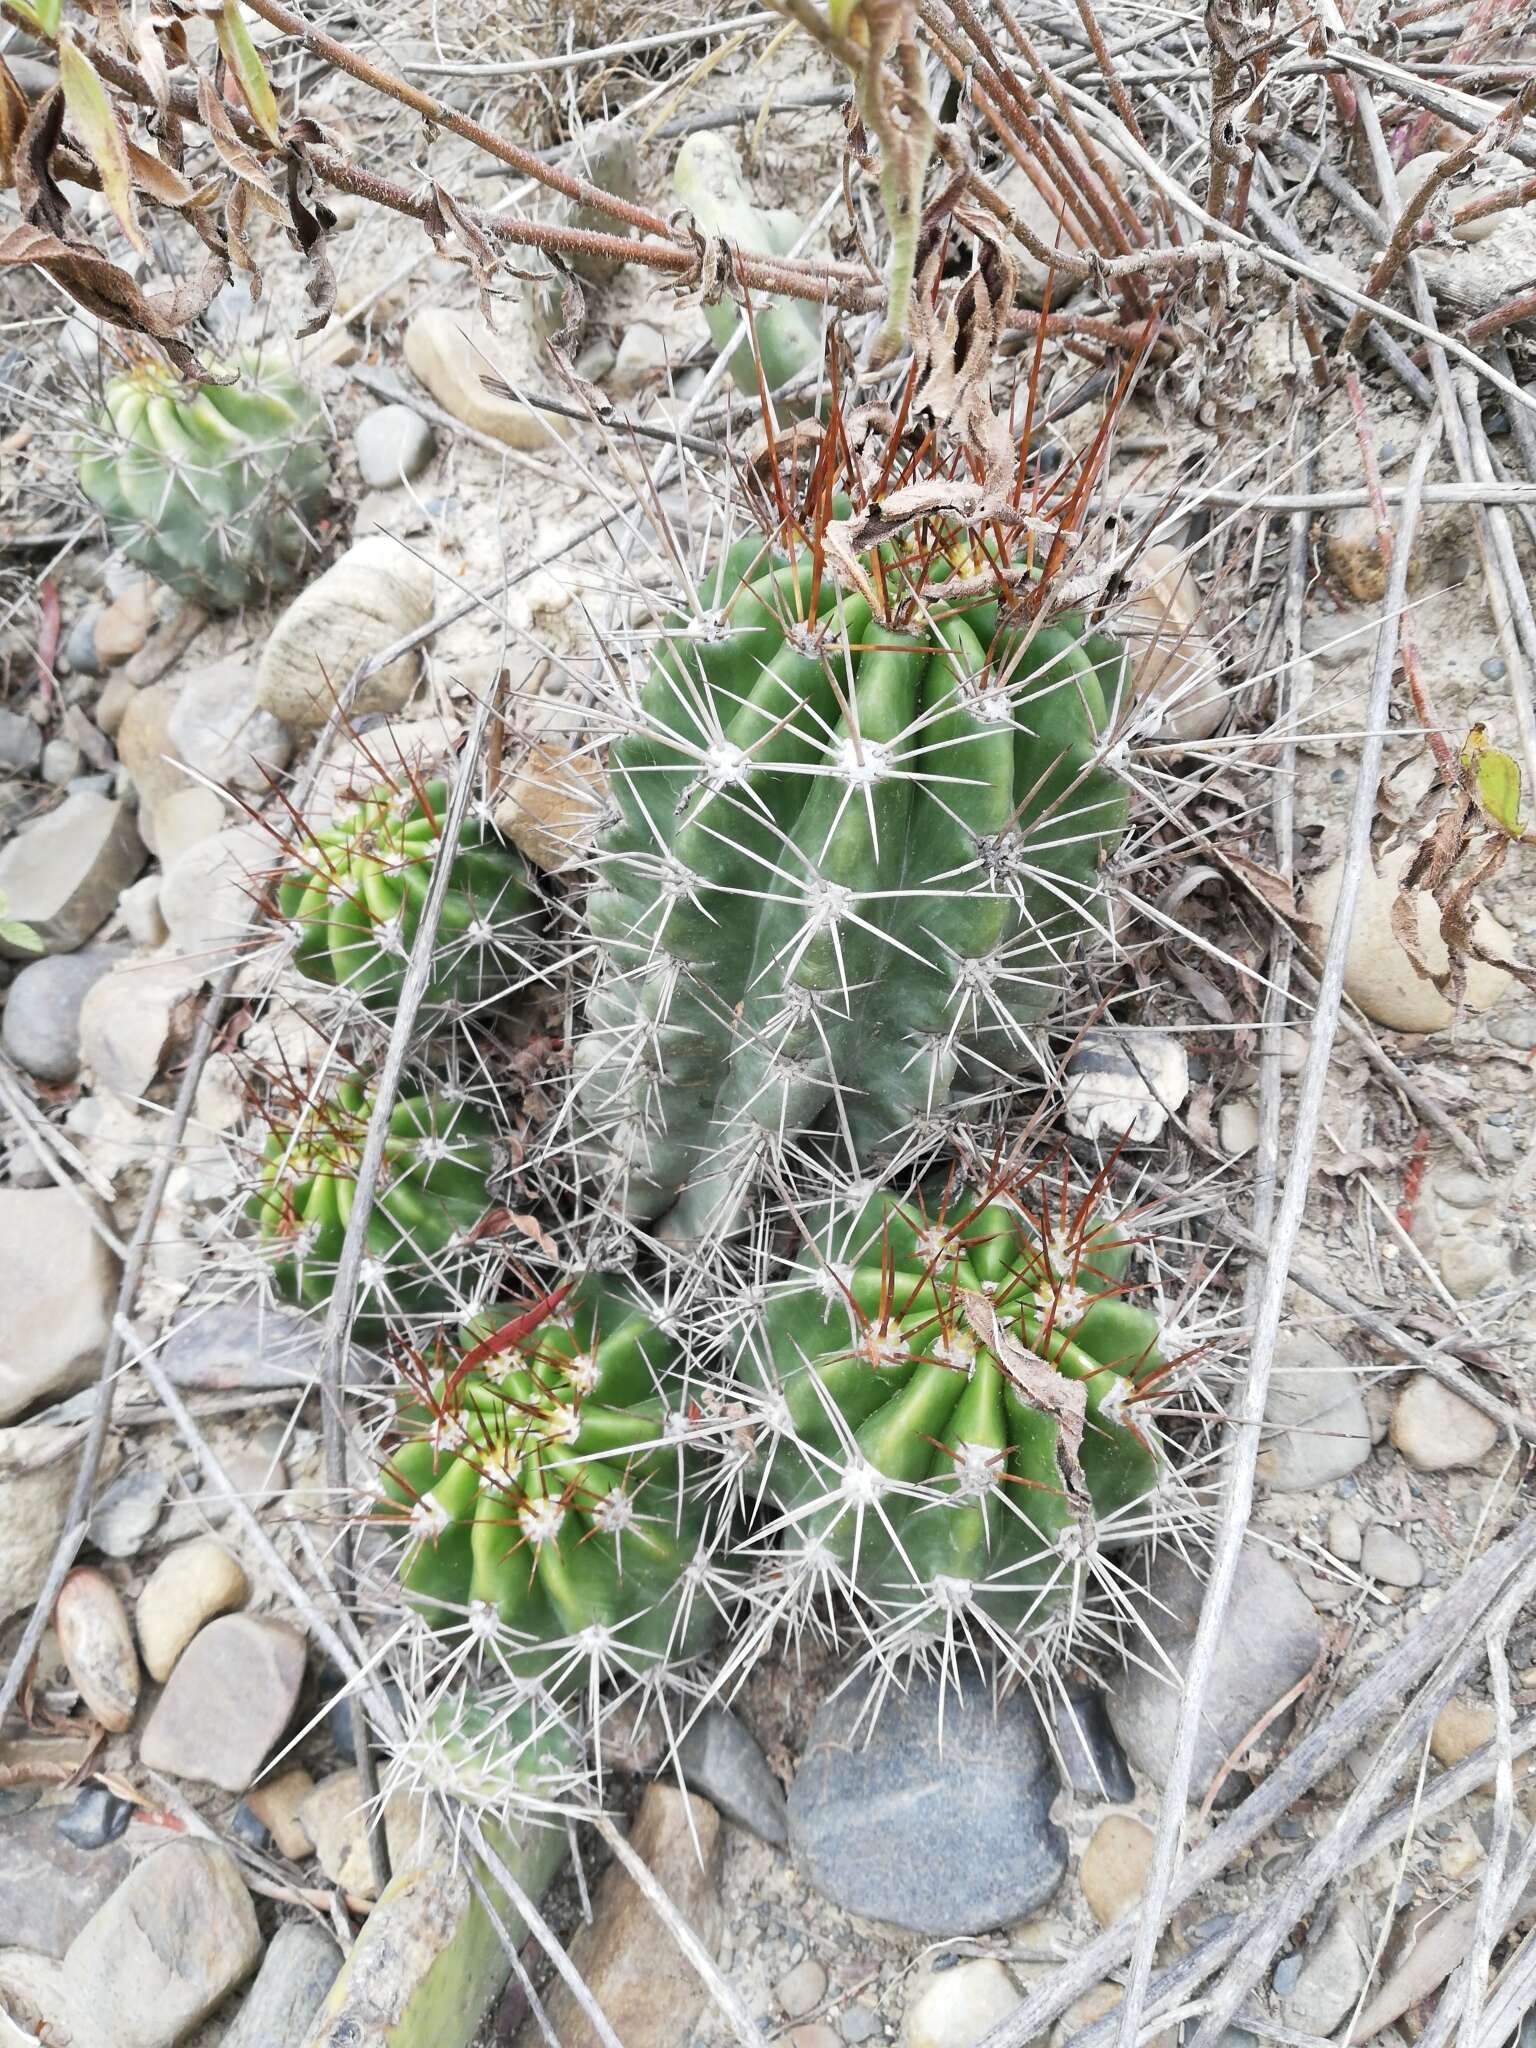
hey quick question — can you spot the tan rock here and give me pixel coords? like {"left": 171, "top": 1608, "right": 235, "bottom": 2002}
{"left": 494, "top": 738, "right": 606, "bottom": 872}
{"left": 1431, "top": 1701, "right": 1496, "bottom": 1769}
{"left": 0, "top": 1423, "right": 119, "bottom": 1624}
{"left": 1117, "top": 543, "right": 1224, "bottom": 742}
{"left": 1324, "top": 505, "right": 1427, "bottom": 606}
{"left": 95, "top": 581, "right": 155, "bottom": 668}
{"left": 1390, "top": 1372, "right": 1500, "bottom": 1471}
{"left": 1304, "top": 839, "right": 1517, "bottom": 1033}
{"left": 154, "top": 785, "right": 231, "bottom": 864}
{"left": 246, "top": 1765, "right": 318, "bottom": 1858}
{"left": 116, "top": 683, "right": 186, "bottom": 849}
{"left": 0, "top": 1187, "right": 119, "bottom": 1423}
{"left": 404, "top": 306, "right": 571, "bottom": 450}
{"left": 135, "top": 1537, "right": 249, "bottom": 1680}
{"left": 1079, "top": 1815, "right": 1155, "bottom": 1929}
{"left": 300, "top": 1770, "right": 429, "bottom": 1901}
{"left": 256, "top": 537, "right": 435, "bottom": 728}
{"left": 54, "top": 1567, "right": 140, "bottom": 1733}
{"left": 902, "top": 1958, "right": 1022, "bottom": 2047}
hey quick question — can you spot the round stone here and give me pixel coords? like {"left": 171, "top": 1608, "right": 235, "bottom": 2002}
{"left": 1389, "top": 1374, "right": 1499, "bottom": 1471}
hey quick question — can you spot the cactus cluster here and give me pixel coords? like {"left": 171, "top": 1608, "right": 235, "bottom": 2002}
{"left": 574, "top": 534, "right": 1130, "bottom": 1244}
{"left": 76, "top": 350, "right": 331, "bottom": 612}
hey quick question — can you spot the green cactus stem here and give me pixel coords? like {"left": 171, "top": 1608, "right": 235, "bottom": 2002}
{"left": 277, "top": 778, "right": 538, "bottom": 1014}
{"left": 573, "top": 535, "right": 1132, "bottom": 1243}
{"left": 736, "top": 1178, "right": 1170, "bottom": 1639}
{"left": 76, "top": 349, "right": 331, "bottom": 612}
{"left": 377, "top": 1276, "right": 732, "bottom": 1686}
{"left": 250, "top": 1078, "right": 501, "bottom": 1324}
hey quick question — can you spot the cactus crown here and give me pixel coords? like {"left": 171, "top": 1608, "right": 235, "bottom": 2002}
{"left": 76, "top": 348, "right": 331, "bottom": 612}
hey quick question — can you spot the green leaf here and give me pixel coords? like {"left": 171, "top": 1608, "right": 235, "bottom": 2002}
{"left": 6, "top": 0, "right": 61, "bottom": 36}
{"left": 0, "top": 892, "right": 44, "bottom": 954}
{"left": 215, "top": 0, "right": 281, "bottom": 148}
{"left": 58, "top": 31, "right": 146, "bottom": 254}
{"left": 1460, "top": 724, "right": 1525, "bottom": 837}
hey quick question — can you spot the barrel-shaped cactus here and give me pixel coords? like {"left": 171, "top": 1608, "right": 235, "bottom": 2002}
{"left": 574, "top": 538, "right": 1131, "bottom": 1243}
{"left": 76, "top": 350, "right": 331, "bottom": 611}
{"left": 250, "top": 1077, "right": 501, "bottom": 1323}
{"left": 278, "top": 779, "right": 538, "bottom": 1014}
{"left": 735, "top": 1179, "right": 1169, "bottom": 1640}
{"left": 378, "top": 1276, "right": 732, "bottom": 1687}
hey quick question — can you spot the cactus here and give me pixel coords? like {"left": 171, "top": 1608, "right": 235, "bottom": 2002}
{"left": 250, "top": 1077, "right": 502, "bottom": 1323}
{"left": 573, "top": 534, "right": 1132, "bottom": 1244}
{"left": 76, "top": 349, "right": 331, "bottom": 611}
{"left": 734, "top": 1174, "right": 1172, "bottom": 1646}
{"left": 377, "top": 1276, "right": 735, "bottom": 1689}
{"left": 277, "top": 777, "right": 539, "bottom": 1014}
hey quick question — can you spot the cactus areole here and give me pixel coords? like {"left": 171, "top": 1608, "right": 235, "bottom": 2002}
{"left": 278, "top": 778, "right": 538, "bottom": 1012}
{"left": 739, "top": 1182, "right": 1168, "bottom": 1636}
{"left": 76, "top": 350, "right": 331, "bottom": 611}
{"left": 574, "top": 533, "right": 1132, "bottom": 1243}
{"left": 379, "top": 1276, "right": 727, "bottom": 1685}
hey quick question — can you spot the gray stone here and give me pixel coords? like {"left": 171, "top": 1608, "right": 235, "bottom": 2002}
{"left": 221, "top": 1921, "right": 342, "bottom": 2048}
{"left": 0, "top": 705, "right": 42, "bottom": 773}
{"left": 2, "top": 944, "right": 127, "bottom": 1081}
{"left": 1050, "top": 1683, "right": 1135, "bottom": 1803}
{"left": 167, "top": 658, "right": 294, "bottom": 792}
{"left": 160, "top": 1297, "right": 328, "bottom": 1392}
{"left": 1255, "top": 1331, "right": 1372, "bottom": 1492}
{"left": 63, "top": 1838, "right": 262, "bottom": 2048}
{"left": 56, "top": 1780, "right": 135, "bottom": 1850}
{"left": 139, "top": 1613, "right": 304, "bottom": 1790}
{"left": 88, "top": 1469, "right": 167, "bottom": 1558}
{"left": 354, "top": 405, "right": 437, "bottom": 488}
{"left": 677, "top": 1705, "right": 789, "bottom": 1846}
{"left": 64, "top": 608, "right": 104, "bottom": 677}
{"left": 1326, "top": 1509, "right": 1363, "bottom": 1564}
{"left": 1105, "top": 1542, "right": 1322, "bottom": 1802}
{"left": 0, "top": 1804, "right": 132, "bottom": 1955}
{"left": 159, "top": 824, "right": 267, "bottom": 957}
{"left": 1361, "top": 1525, "right": 1422, "bottom": 1588}
{"left": 0, "top": 1186, "right": 119, "bottom": 1422}
{"left": 788, "top": 1668, "right": 1067, "bottom": 1935}
{"left": 1490, "top": 1008, "right": 1536, "bottom": 1051}
{"left": 1282, "top": 1902, "right": 1368, "bottom": 2035}
{"left": 0, "top": 792, "right": 145, "bottom": 956}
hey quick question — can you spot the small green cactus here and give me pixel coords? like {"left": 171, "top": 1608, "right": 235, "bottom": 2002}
{"left": 574, "top": 535, "right": 1131, "bottom": 1243}
{"left": 277, "top": 778, "right": 539, "bottom": 1014}
{"left": 378, "top": 1276, "right": 733, "bottom": 1687}
{"left": 250, "top": 1077, "right": 501, "bottom": 1323}
{"left": 76, "top": 350, "right": 331, "bottom": 611}
{"left": 736, "top": 1177, "right": 1170, "bottom": 1640}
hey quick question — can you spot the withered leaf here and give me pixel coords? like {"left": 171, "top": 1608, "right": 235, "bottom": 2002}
{"left": 0, "top": 223, "right": 228, "bottom": 374}
{"left": 195, "top": 71, "right": 283, "bottom": 217}
{"left": 959, "top": 1288, "right": 1095, "bottom": 1546}
{"left": 284, "top": 144, "right": 337, "bottom": 337}
{"left": 0, "top": 56, "right": 28, "bottom": 192}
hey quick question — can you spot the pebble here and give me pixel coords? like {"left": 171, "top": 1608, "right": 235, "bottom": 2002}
{"left": 55, "top": 1567, "right": 140, "bottom": 1732}
{"left": 1049, "top": 1683, "right": 1135, "bottom": 1803}
{"left": 167, "top": 658, "right": 294, "bottom": 792}
{"left": 64, "top": 607, "right": 105, "bottom": 678}
{"left": 0, "top": 704, "right": 43, "bottom": 772}
{"left": 0, "top": 1805, "right": 132, "bottom": 1955}
{"left": 94, "top": 671, "right": 134, "bottom": 739}
{"left": 63, "top": 1838, "right": 262, "bottom": 2048}
{"left": 159, "top": 824, "right": 268, "bottom": 956}
{"left": 842, "top": 2006, "right": 884, "bottom": 2043}
{"left": 1396, "top": 149, "right": 1519, "bottom": 244}
{"left": 1434, "top": 1170, "right": 1492, "bottom": 1210}
{"left": 493, "top": 736, "right": 606, "bottom": 872}
{"left": 160, "top": 1298, "right": 328, "bottom": 1392}
{"left": 1255, "top": 1330, "right": 1372, "bottom": 1491}
{"left": 155, "top": 784, "right": 230, "bottom": 863}
{"left": 788, "top": 1667, "right": 1067, "bottom": 1935}
{"left": 1326, "top": 1509, "right": 1363, "bottom": 1565}
{"left": 139, "top": 1613, "right": 304, "bottom": 1791}
{"left": 245, "top": 1764, "right": 317, "bottom": 1857}
{"left": 1489, "top": 1008, "right": 1536, "bottom": 1051}
{"left": 114, "top": 682, "right": 185, "bottom": 851}
{"left": 56, "top": 1780, "right": 135, "bottom": 1850}
{"left": 1064, "top": 1032, "right": 1189, "bottom": 1147}
{"left": 1280, "top": 1901, "right": 1367, "bottom": 2035}
{"left": 516, "top": 1784, "right": 722, "bottom": 2047}
{"left": 792, "top": 2028, "right": 843, "bottom": 2048}
{"left": 117, "top": 873, "right": 168, "bottom": 948}
{"left": 135, "top": 1537, "right": 249, "bottom": 1680}
{"left": 257, "top": 536, "right": 435, "bottom": 727}
{"left": 677, "top": 1704, "right": 790, "bottom": 1847}
{"left": 404, "top": 305, "right": 565, "bottom": 450}
{"left": 1, "top": 1421, "right": 117, "bottom": 1622}
{"left": 1304, "top": 841, "right": 1515, "bottom": 1033}
{"left": 42, "top": 737, "right": 82, "bottom": 785}
{"left": 1120, "top": 543, "right": 1224, "bottom": 743}
{"left": 94, "top": 581, "right": 155, "bottom": 667}
{"left": 1218, "top": 1099, "right": 1259, "bottom": 1156}
{"left": 779, "top": 1958, "right": 829, "bottom": 2018}
{"left": 0, "top": 791, "right": 145, "bottom": 956}
{"left": 1079, "top": 1815, "right": 1155, "bottom": 1927}
{"left": 612, "top": 322, "right": 672, "bottom": 392}
{"left": 1431, "top": 1700, "right": 1501, "bottom": 1791}
{"left": 230, "top": 1801, "right": 272, "bottom": 1851}
{"left": 900, "top": 1959, "right": 1021, "bottom": 2047}
{"left": 76, "top": 953, "right": 202, "bottom": 1101}
{"left": 0, "top": 1187, "right": 120, "bottom": 1423}
{"left": 300, "top": 1770, "right": 426, "bottom": 1899}
{"left": 1324, "top": 507, "right": 1425, "bottom": 606}
{"left": 88, "top": 1469, "right": 166, "bottom": 1558}
{"left": 1437, "top": 1235, "right": 1509, "bottom": 1301}
{"left": 1361, "top": 1526, "right": 1424, "bottom": 1590}
{"left": 1105, "top": 1542, "right": 1322, "bottom": 1802}
{"left": 1389, "top": 1373, "right": 1499, "bottom": 1470}
{"left": 1, "top": 943, "right": 128, "bottom": 1082}
{"left": 354, "top": 404, "right": 437, "bottom": 487}
{"left": 221, "top": 1919, "right": 342, "bottom": 2048}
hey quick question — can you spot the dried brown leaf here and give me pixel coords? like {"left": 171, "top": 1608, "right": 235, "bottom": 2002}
{"left": 0, "top": 56, "right": 28, "bottom": 192}
{"left": 959, "top": 1288, "right": 1094, "bottom": 1543}
{"left": 195, "top": 70, "right": 282, "bottom": 217}
{"left": 0, "top": 222, "right": 227, "bottom": 374}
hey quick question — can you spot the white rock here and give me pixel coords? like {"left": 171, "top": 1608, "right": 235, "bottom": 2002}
{"left": 354, "top": 404, "right": 437, "bottom": 487}
{"left": 993, "top": 157, "right": 1083, "bottom": 308}
{"left": 77, "top": 954, "right": 203, "bottom": 1101}
{"left": 1326, "top": 1509, "right": 1363, "bottom": 1564}
{"left": 1256, "top": 1329, "right": 1372, "bottom": 1492}
{"left": 0, "top": 793, "right": 145, "bottom": 957}
{"left": 1437, "top": 1234, "right": 1509, "bottom": 1301}
{"left": 118, "top": 873, "right": 168, "bottom": 947}
{"left": 403, "top": 306, "right": 570, "bottom": 450}
{"left": 901, "top": 1959, "right": 1023, "bottom": 2047}
{"left": 1304, "top": 840, "right": 1516, "bottom": 1033}
{"left": 154, "top": 785, "right": 231, "bottom": 864}
{"left": 1065, "top": 1031, "right": 1189, "bottom": 1146}
{"left": 1218, "top": 1098, "right": 1260, "bottom": 1156}
{"left": 159, "top": 825, "right": 268, "bottom": 958}
{"left": 55, "top": 1567, "right": 140, "bottom": 1732}
{"left": 0, "top": 1187, "right": 119, "bottom": 1422}
{"left": 1118, "top": 543, "right": 1224, "bottom": 742}
{"left": 612, "top": 322, "right": 672, "bottom": 394}
{"left": 1390, "top": 1372, "right": 1499, "bottom": 1470}
{"left": 167, "top": 658, "right": 294, "bottom": 791}
{"left": 1281, "top": 1901, "right": 1368, "bottom": 2034}
{"left": 135, "top": 1537, "right": 249, "bottom": 1681}
{"left": 257, "top": 537, "right": 436, "bottom": 728}
{"left": 1361, "top": 1524, "right": 1422, "bottom": 1589}
{"left": 0, "top": 1422, "right": 119, "bottom": 1622}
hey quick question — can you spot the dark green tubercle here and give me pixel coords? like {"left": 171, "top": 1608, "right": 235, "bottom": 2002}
{"left": 278, "top": 779, "right": 538, "bottom": 1013}
{"left": 76, "top": 349, "right": 331, "bottom": 611}
{"left": 737, "top": 1182, "right": 1168, "bottom": 1636}
{"left": 573, "top": 534, "right": 1132, "bottom": 1242}
{"left": 378, "top": 1276, "right": 729, "bottom": 1686}
{"left": 250, "top": 1077, "right": 501, "bottom": 1323}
